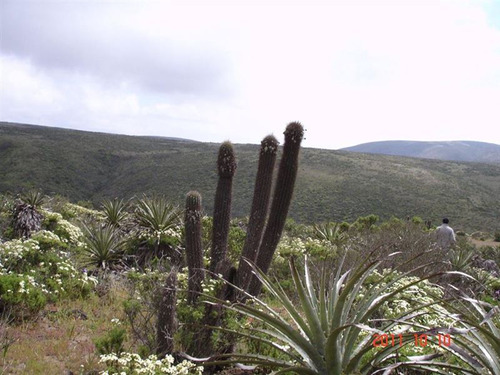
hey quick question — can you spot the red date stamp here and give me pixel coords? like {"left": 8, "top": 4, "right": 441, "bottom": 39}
{"left": 372, "top": 333, "right": 452, "bottom": 347}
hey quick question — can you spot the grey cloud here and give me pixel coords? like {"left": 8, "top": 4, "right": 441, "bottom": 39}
{"left": 1, "top": 2, "right": 232, "bottom": 97}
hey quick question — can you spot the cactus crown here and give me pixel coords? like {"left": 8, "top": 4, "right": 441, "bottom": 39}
{"left": 260, "top": 135, "right": 279, "bottom": 155}
{"left": 185, "top": 191, "right": 202, "bottom": 222}
{"left": 284, "top": 122, "right": 304, "bottom": 144}
{"left": 186, "top": 191, "right": 202, "bottom": 208}
{"left": 217, "top": 141, "right": 237, "bottom": 177}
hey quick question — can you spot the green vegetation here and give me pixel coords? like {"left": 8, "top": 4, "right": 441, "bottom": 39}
{"left": 207, "top": 257, "right": 463, "bottom": 374}
{"left": 1, "top": 123, "right": 500, "bottom": 374}
{"left": 2, "top": 122, "right": 500, "bottom": 232}
{"left": 1, "top": 191, "right": 499, "bottom": 374}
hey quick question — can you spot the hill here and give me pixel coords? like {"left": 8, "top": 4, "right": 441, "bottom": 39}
{"left": 1, "top": 122, "right": 500, "bottom": 233}
{"left": 342, "top": 140, "right": 500, "bottom": 164}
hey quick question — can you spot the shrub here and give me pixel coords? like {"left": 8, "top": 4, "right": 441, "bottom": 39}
{"left": 0, "top": 273, "right": 46, "bottom": 318}
{"left": 209, "top": 256, "right": 455, "bottom": 375}
{"left": 99, "top": 352, "right": 202, "bottom": 375}
{"left": 0, "top": 236, "right": 97, "bottom": 319}
{"left": 95, "top": 321, "right": 127, "bottom": 356}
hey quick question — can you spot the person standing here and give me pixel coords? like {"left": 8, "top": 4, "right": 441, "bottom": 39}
{"left": 436, "top": 217, "right": 456, "bottom": 249}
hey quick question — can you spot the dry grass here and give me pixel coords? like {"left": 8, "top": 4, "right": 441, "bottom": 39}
{"left": 1, "top": 282, "right": 129, "bottom": 375}
{"left": 470, "top": 238, "right": 500, "bottom": 249}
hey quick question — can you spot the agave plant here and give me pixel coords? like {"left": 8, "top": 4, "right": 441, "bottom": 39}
{"left": 134, "top": 195, "right": 181, "bottom": 236}
{"left": 436, "top": 295, "right": 500, "bottom": 375}
{"left": 102, "top": 198, "right": 129, "bottom": 228}
{"left": 199, "top": 255, "right": 470, "bottom": 375}
{"left": 82, "top": 224, "right": 125, "bottom": 269}
{"left": 313, "top": 222, "right": 347, "bottom": 246}
{"left": 134, "top": 195, "right": 182, "bottom": 265}
{"left": 20, "top": 190, "right": 45, "bottom": 208}
{"left": 12, "top": 190, "right": 45, "bottom": 238}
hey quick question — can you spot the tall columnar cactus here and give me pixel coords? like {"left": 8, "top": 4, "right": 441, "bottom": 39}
{"left": 184, "top": 191, "right": 204, "bottom": 304}
{"left": 156, "top": 268, "right": 178, "bottom": 357}
{"left": 180, "top": 123, "right": 303, "bottom": 359}
{"left": 209, "top": 141, "right": 237, "bottom": 274}
{"left": 248, "top": 122, "right": 304, "bottom": 297}
{"left": 237, "top": 135, "right": 278, "bottom": 291}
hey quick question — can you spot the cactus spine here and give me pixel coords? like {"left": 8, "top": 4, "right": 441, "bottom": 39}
{"left": 184, "top": 191, "right": 204, "bottom": 304}
{"left": 209, "top": 141, "right": 236, "bottom": 274}
{"left": 237, "top": 135, "right": 278, "bottom": 291}
{"left": 248, "top": 122, "right": 304, "bottom": 297}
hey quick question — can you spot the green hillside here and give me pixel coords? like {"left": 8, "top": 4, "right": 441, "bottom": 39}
{"left": 1, "top": 122, "right": 500, "bottom": 233}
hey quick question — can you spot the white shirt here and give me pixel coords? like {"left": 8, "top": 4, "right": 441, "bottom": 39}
{"left": 436, "top": 224, "right": 456, "bottom": 248}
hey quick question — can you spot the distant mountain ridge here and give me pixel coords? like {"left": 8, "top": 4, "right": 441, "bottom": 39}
{"left": 341, "top": 140, "right": 500, "bottom": 163}
{"left": 2, "top": 122, "right": 500, "bottom": 233}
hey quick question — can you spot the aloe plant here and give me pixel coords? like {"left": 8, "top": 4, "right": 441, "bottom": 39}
{"left": 135, "top": 195, "right": 181, "bottom": 235}
{"left": 82, "top": 224, "right": 125, "bottom": 269}
{"left": 436, "top": 296, "right": 500, "bottom": 375}
{"left": 101, "top": 198, "right": 129, "bottom": 228}
{"left": 134, "top": 195, "right": 182, "bottom": 265}
{"left": 202, "top": 255, "right": 466, "bottom": 375}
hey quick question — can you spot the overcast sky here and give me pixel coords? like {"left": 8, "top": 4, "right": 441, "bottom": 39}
{"left": 1, "top": 0, "right": 499, "bottom": 149}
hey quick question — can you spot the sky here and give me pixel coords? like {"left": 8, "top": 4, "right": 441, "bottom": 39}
{"left": 1, "top": 0, "right": 500, "bottom": 150}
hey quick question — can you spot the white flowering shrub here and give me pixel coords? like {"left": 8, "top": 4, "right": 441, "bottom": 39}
{"left": 139, "top": 227, "right": 182, "bottom": 248}
{"left": 276, "top": 235, "right": 336, "bottom": 260}
{"left": 362, "top": 269, "right": 455, "bottom": 356}
{"left": 41, "top": 209, "right": 63, "bottom": 227}
{"left": 61, "top": 202, "right": 103, "bottom": 221}
{"left": 0, "top": 273, "right": 46, "bottom": 317}
{"left": 99, "top": 352, "right": 202, "bottom": 375}
{"left": 364, "top": 269, "right": 454, "bottom": 325}
{"left": 40, "top": 209, "right": 86, "bottom": 248}
{"left": 55, "top": 219, "right": 86, "bottom": 247}
{"left": 0, "top": 236, "right": 97, "bottom": 319}
{"left": 31, "top": 230, "right": 67, "bottom": 250}
{"left": 276, "top": 235, "right": 307, "bottom": 258}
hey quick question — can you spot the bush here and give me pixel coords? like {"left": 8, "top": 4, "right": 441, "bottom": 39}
{"left": 0, "top": 236, "right": 97, "bottom": 319}
{"left": 95, "top": 323, "right": 127, "bottom": 356}
{"left": 99, "top": 353, "right": 202, "bottom": 375}
{"left": 0, "top": 274, "right": 47, "bottom": 318}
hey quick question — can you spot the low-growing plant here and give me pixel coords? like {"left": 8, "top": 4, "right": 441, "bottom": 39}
{"left": 82, "top": 224, "right": 126, "bottom": 270}
{"left": 448, "top": 237, "right": 476, "bottom": 272}
{"left": 133, "top": 195, "right": 182, "bottom": 265}
{"left": 0, "top": 273, "right": 47, "bottom": 318}
{"left": 204, "top": 255, "right": 458, "bottom": 375}
{"left": 95, "top": 322, "right": 127, "bottom": 356}
{"left": 102, "top": 198, "right": 129, "bottom": 228}
{"left": 99, "top": 352, "right": 203, "bottom": 375}
{"left": 438, "top": 295, "right": 500, "bottom": 375}
{"left": 494, "top": 231, "right": 500, "bottom": 242}
{"left": 0, "top": 235, "right": 98, "bottom": 319}
{"left": 123, "top": 268, "right": 169, "bottom": 353}
{"left": 12, "top": 191, "right": 44, "bottom": 239}
{"left": 19, "top": 189, "right": 45, "bottom": 209}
